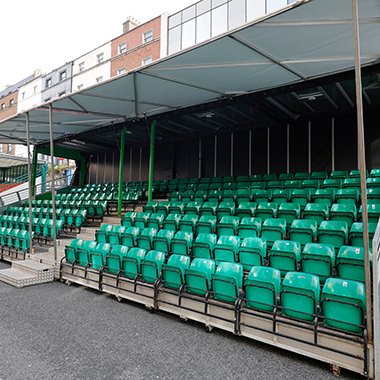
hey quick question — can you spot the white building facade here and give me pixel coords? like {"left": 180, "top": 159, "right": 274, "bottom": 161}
{"left": 17, "top": 71, "right": 43, "bottom": 113}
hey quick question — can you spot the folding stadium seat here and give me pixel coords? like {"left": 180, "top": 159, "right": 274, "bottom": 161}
{"left": 171, "top": 231, "right": 193, "bottom": 255}
{"left": 178, "top": 179, "right": 189, "bottom": 192}
{"left": 335, "top": 189, "right": 360, "bottom": 206}
{"left": 169, "top": 191, "right": 182, "bottom": 202}
{"left": 235, "top": 203, "right": 256, "bottom": 219}
{"left": 267, "top": 181, "right": 283, "bottom": 190}
{"left": 237, "top": 217, "right": 262, "bottom": 239}
{"left": 288, "top": 219, "right": 317, "bottom": 248}
{"left": 216, "top": 216, "right": 239, "bottom": 237}
{"left": 261, "top": 218, "right": 286, "bottom": 248}
{"left": 143, "top": 201, "right": 159, "bottom": 214}
{"left": 193, "top": 190, "right": 208, "bottom": 203}
{"left": 208, "top": 183, "right": 222, "bottom": 191}
{"left": 236, "top": 181, "right": 250, "bottom": 190}
{"left": 168, "top": 179, "right": 179, "bottom": 192}
{"left": 211, "top": 262, "right": 244, "bottom": 303}
{"left": 196, "top": 183, "right": 209, "bottom": 191}
{"left": 235, "top": 189, "right": 252, "bottom": 205}
{"left": 367, "top": 178, "right": 380, "bottom": 189}
{"left": 367, "top": 188, "right": 380, "bottom": 204}
{"left": 277, "top": 203, "right": 301, "bottom": 229}
{"left": 283, "top": 180, "right": 301, "bottom": 192}
{"left": 321, "top": 179, "right": 342, "bottom": 191}
{"left": 263, "top": 174, "right": 277, "bottom": 183}
{"left": 134, "top": 212, "right": 151, "bottom": 229}
{"left": 199, "top": 201, "right": 217, "bottom": 217}
{"left": 90, "top": 243, "right": 112, "bottom": 270}
{"left": 349, "top": 222, "right": 377, "bottom": 248}
{"left": 317, "top": 221, "right": 348, "bottom": 252}
{"left": 330, "top": 170, "right": 348, "bottom": 179}
{"left": 192, "top": 233, "right": 217, "bottom": 259}
{"left": 169, "top": 201, "right": 186, "bottom": 215}
{"left": 253, "top": 190, "right": 272, "bottom": 204}
{"left": 156, "top": 201, "right": 171, "bottom": 216}
{"left": 196, "top": 215, "right": 217, "bottom": 234}
{"left": 321, "top": 278, "right": 366, "bottom": 333}
{"left": 255, "top": 202, "right": 277, "bottom": 221}
{"left": 272, "top": 189, "right": 291, "bottom": 205}
{"left": 207, "top": 189, "right": 222, "bottom": 203}
{"left": 120, "top": 226, "right": 139, "bottom": 247}
{"left": 342, "top": 178, "right": 361, "bottom": 189}
{"left": 279, "top": 173, "right": 293, "bottom": 181}
{"left": 95, "top": 224, "right": 113, "bottom": 243}
{"left": 370, "top": 169, "right": 380, "bottom": 178}
{"left": 19, "top": 230, "right": 34, "bottom": 255}
{"left": 200, "top": 177, "right": 212, "bottom": 184}
{"left": 153, "top": 229, "right": 175, "bottom": 253}
{"left": 221, "top": 189, "right": 236, "bottom": 203}
{"left": 300, "top": 242, "right": 335, "bottom": 281}
{"left": 108, "top": 225, "right": 126, "bottom": 246}
{"left": 211, "top": 176, "right": 223, "bottom": 183}
{"left": 294, "top": 172, "right": 310, "bottom": 180}
{"left": 178, "top": 214, "right": 198, "bottom": 234}
{"left": 77, "top": 240, "right": 98, "bottom": 266}
{"left": 268, "top": 240, "right": 301, "bottom": 275}
{"left": 349, "top": 169, "right": 368, "bottom": 178}
{"left": 43, "top": 219, "right": 64, "bottom": 240}
{"left": 329, "top": 204, "right": 357, "bottom": 228}
{"left": 184, "top": 201, "right": 202, "bottom": 215}
{"left": 236, "top": 175, "right": 249, "bottom": 182}
{"left": 162, "top": 254, "right": 191, "bottom": 290}
{"left": 105, "top": 245, "right": 129, "bottom": 275}
{"left": 181, "top": 190, "right": 195, "bottom": 203}
{"left": 311, "top": 171, "right": 328, "bottom": 180}
{"left": 185, "top": 258, "right": 215, "bottom": 296}
{"left": 122, "top": 248, "right": 147, "bottom": 279}
{"left": 162, "top": 214, "right": 181, "bottom": 232}
{"left": 301, "top": 180, "right": 320, "bottom": 191}
{"left": 312, "top": 189, "right": 336, "bottom": 207}
{"left": 250, "top": 174, "right": 263, "bottom": 182}
{"left": 238, "top": 237, "right": 267, "bottom": 269}
{"left": 216, "top": 202, "right": 235, "bottom": 220}
{"left": 158, "top": 179, "right": 168, "bottom": 192}
{"left": 359, "top": 204, "right": 380, "bottom": 223}
{"left": 213, "top": 235, "right": 240, "bottom": 263}
{"left": 140, "top": 250, "right": 166, "bottom": 283}
{"left": 303, "top": 203, "right": 329, "bottom": 225}
{"left": 136, "top": 228, "right": 157, "bottom": 250}
{"left": 244, "top": 266, "right": 281, "bottom": 312}
{"left": 120, "top": 211, "right": 138, "bottom": 228}
{"left": 185, "top": 183, "right": 197, "bottom": 191}
{"left": 336, "top": 246, "right": 372, "bottom": 283}
{"left": 281, "top": 272, "right": 320, "bottom": 321}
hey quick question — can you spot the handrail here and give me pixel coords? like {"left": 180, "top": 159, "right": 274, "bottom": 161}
{"left": 0, "top": 168, "right": 43, "bottom": 193}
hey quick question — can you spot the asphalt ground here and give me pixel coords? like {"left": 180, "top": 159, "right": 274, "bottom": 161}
{"left": 0, "top": 260, "right": 364, "bottom": 380}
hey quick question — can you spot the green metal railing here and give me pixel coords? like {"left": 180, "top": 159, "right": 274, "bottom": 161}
{"left": 0, "top": 166, "right": 46, "bottom": 193}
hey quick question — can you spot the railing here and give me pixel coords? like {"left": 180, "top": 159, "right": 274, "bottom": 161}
{"left": 0, "top": 168, "right": 44, "bottom": 193}
{"left": 372, "top": 220, "right": 380, "bottom": 380}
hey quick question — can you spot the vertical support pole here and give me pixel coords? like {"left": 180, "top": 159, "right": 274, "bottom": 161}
{"left": 31, "top": 147, "right": 38, "bottom": 196}
{"left": 103, "top": 153, "right": 107, "bottom": 183}
{"left": 267, "top": 127, "right": 270, "bottom": 174}
{"left": 148, "top": 120, "right": 157, "bottom": 202}
{"left": 231, "top": 132, "right": 234, "bottom": 176}
{"left": 112, "top": 152, "right": 115, "bottom": 183}
{"left": 26, "top": 113, "right": 33, "bottom": 255}
{"left": 249, "top": 129, "right": 252, "bottom": 176}
{"left": 139, "top": 147, "right": 142, "bottom": 181}
{"left": 129, "top": 149, "right": 132, "bottom": 182}
{"left": 96, "top": 154, "right": 99, "bottom": 184}
{"left": 118, "top": 127, "right": 127, "bottom": 217}
{"left": 198, "top": 138, "right": 202, "bottom": 178}
{"left": 308, "top": 121, "right": 312, "bottom": 173}
{"left": 352, "top": 0, "right": 372, "bottom": 343}
{"left": 214, "top": 135, "right": 217, "bottom": 177}
{"left": 48, "top": 104, "right": 57, "bottom": 263}
{"left": 332, "top": 117, "right": 335, "bottom": 172}
{"left": 287, "top": 124, "right": 290, "bottom": 173}
{"left": 79, "top": 157, "right": 86, "bottom": 187}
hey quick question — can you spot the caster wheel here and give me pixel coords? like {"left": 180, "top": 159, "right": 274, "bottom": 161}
{"left": 330, "top": 364, "right": 341, "bottom": 377}
{"left": 204, "top": 325, "right": 213, "bottom": 333}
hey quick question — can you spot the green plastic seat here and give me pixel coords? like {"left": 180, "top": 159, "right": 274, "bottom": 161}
{"left": 255, "top": 202, "right": 277, "bottom": 222}
{"left": 153, "top": 229, "right": 175, "bottom": 253}
{"left": 277, "top": 203, "right": 301, "bottom": 229}
{"left": 171, "top": 231, "right": 193, "bottom": 255}
{"left": 235, "top": 189, "right": 252, "bottom": 205}
{"left": 207, "top": 190, "right": 222, "bottom": 203}
{"left": 235, "top": 202, "right": 256, "bottom": 219}
{"left": 370, "top": 169, "right": 380, "bottom": 178}
{"left": 367, "top": 177, "right": 380, "bottom": 189}
{"left": 268, "top": 240, "right": 301, "bottom": 275}
{"left": 211, "top": 262, "right": 243, "bottom": 303}
{"left": 140, "top": 250, "right": 166, "bottom": 283}
{"left": 313, "top": 189, "right": 336, "bottom": 207}
{"left": 278, "top": 173, "right": 293, "bottom": 181}
{"left": 77, "top": 240, "right": 97, "bottom": 266}
{"left": 108, "top": 225, "right": 126, "bottom": 245}
{"left": 321, "top": 179, "right": 342, "bottom": 191}
{"left": 196, "top": 215, "right": 217, "bottom": 234}
{"left": 216, "top": 201, "right": 235, "bottom": 220}
{"left": 267, "top": 181, "right": 282, "bottom": 190}
{"left": 181, "top": 190, "right": 195, "bottom": 203}
{"left": 193, "top": 190, "right": 208, "bottom": 204}
{"left": 329, "top": 204, "right": 357, "bottom": 228}
{"left": 336, "top": 246, "right": 373, "bottom": 283}
{"left": 349, "top": 222, "right": 377, "bottom": 248}
{"left": 367, "top": 188, "right": 380, "bottom": 204}
{"left": 288, "top": 219, "right": 317, "bottom": 248}
{"left": 136, "top": 228, "right": 157, "bottom": 250}
{"left": 162, "top": 254, "right": 191, "bottom": 289}
{"left": 121, "top": 227, "right": 139, "bottom": 247}
{"left": 105, "top": 245, "right": 129, "bottom": 274}
{"left": 178, "top": 214, "right": 199, "bottom": 234}
{"left": 300, "top": 243, "right": 335, "bottom": 281}
{"left": 169, "top": 201, "right": 185, "bottom": 215}
{"left": 261, "top": 218, "right": 286, "bottom": 248}
{"left": 147, "top": 213, "right": 165, "bottom": 230}
{"left": 321, "top": 278, "right": 366, "bottom": 333}
{"left": 95, "top": 224, "right": 113, "bottom": 243}
{"left": 184, "top": 201, "right": 202, "bottom": 215}
{"left": 238, "top": 237, "right": 267, "bottom": 269}
{"left": 281, "top": 271, "right": 320, "bottom": 321}
{"left": 359, "top": 204, "right": 380, "bottom": 224}
{"left": 156, "top": 201, "right": 171, "bottom": 216}
{"left": 317, "top": 221, "right": 348, "bottom": 252}
{"left": 301, "top": 179, "right": 320, "bottom": 190}
{"left": 303, "top": 203, "right": 329, "bottom": 225}
{"left": 342, "top": 178, "right": 361, "bottom": 189}
{"left": 213, "top": 235, "right": 240, "bottom": 263}
{"left": 336, "top": 189, "right": 360, "bottom": 205}
{"left": 122, "top": 247, "right": 147, "bottom": 278}
{"left": 199, "top": 201, "right": 217, "bottom": 217}
{"left": 143, "top": 201, "right": 159, "bottom": 214}
{"left": 185, "top": 258, "right": 216, "bottom": 296}
{"left": 272, "top": 189, "right": 291, "bottom": 205}
{"left": 163, "top": 214, "right": 182, "bottom": 233}
{"left": 134, "top": 212, "right": 151, "bottom": 229}
{"left": 216, "top": 216, "right": 239, "bottom": 237}
{"left": 284, "top": 180, "right": 301, "bottom": 192}
{"left": 237, "top": 217, "right": 262, "bottom": 239}
{"left": 244, "top": 266, "right": 281, "bottom": 312}
{"left": 90, "top": 243, "right": 112, "bottom": 270}
{"left": 192, "top": 233, "right": 217, "bottom": 259}
{"left": 311, "top": 171, "right": 328, "bottom": 180}
{"left": 253, "top": 190, "right": 272, "bottom": 204}
{"left": 330, "top": 171, "right": 348, "bottom": 179}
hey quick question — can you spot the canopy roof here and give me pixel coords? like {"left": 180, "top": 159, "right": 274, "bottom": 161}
{"left": 0, "top": 0, "right": 379, "bottom": 154}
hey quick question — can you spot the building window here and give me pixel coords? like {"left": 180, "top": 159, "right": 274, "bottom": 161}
{"left": 1, "top": 103, "right": 5, "bottom": 110}
{"left": 0, "top": 145, "right": 2, "bottom": 153}
{"left": 118, "top": 42, "right": 127, "bottom": 54}
{"left": 79, "top": 62, "right": 85, "bottom": 72}
{"left": 59, "top": 71, "right": 67, "bottom": 81}
{"left": 7, "top": 144, "right": 11, "bottom": 153}
{"left": 33, "top": 86, "right": 37, "bottom": 94}
{"left": 96, "top": 76, "right": 103, "bottom": 83}
{"left": 142, "top": 56, "right": 153, "bottom": 66}
{"left": 77, "top": 84, "right": 84, "bottom": 90}
{"left": 97, "top": 53, "right": 104, "bottom": 64}
{"left": 21, "top": 92, "right": 26, "bottom": 100}
{"left": 118, "top": 67, "right": 126, "bottom": 75}
{"left": 9, "top": 99, "right": 14, "bottom": 106}
{"left": 143, "top": 29, "right": 153, "bottom": 43}
{"left": 58, "top": 91, "right": 66, "bottom": 97}
{"left": 45, "top": 78, "right": 52, "bottom": 88}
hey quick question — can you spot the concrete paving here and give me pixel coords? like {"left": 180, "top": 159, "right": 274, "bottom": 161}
{"left": 0, "top": 260, "right": 363, "bottom": 380}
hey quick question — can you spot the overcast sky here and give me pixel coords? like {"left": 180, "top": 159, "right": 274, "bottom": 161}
{"left": 0, "top": 0, "right": 196, "bottom": 91}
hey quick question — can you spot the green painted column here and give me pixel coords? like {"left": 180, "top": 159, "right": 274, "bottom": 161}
{"left": 148, "top": 120, "right": 157, "bottom": 202}
{"left": 117, "top": 127, "right": 127, "bottom": 217}
{"left": 31, "top": 147, "right": 38, "bottom": 196}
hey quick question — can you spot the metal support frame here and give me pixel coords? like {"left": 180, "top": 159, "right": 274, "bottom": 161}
{"left": 231, "top": 132, "right": 234, "bottom": 176}
{"left": 48, "top": 104, "right": 57, "bottom": 262}
{"left": 129, "top": 149, "right": 132, "bottom": 183}
{"left": 103, "top": 153, "right": 107, "bottom": 183}
{"left": 332, "top": 117, "right": 335, "bottom": 171}
{"left": 308, "top": 121, "right": 312, "bottom": 173}
{"left": 31, "top": 147, "right": 38, "bottom": 196}
{"left": 148, "top": 121, "right": 157, "bottom": 202}
{"left": 139, "top": 147, "right": 142, "bottom": 182}
{"left": 267, "top": 127, "right": 270, "bottom": 174}
{"left": 287, "top": 124, "right": 290, "bottom": 173}
{"left": 26, "top": 113, "right": 33, "bottom": 255}
{"left": 214, "top": 135, "right": 217, "bottom": 177}
{"left": 352, "top": 0, "right": 372, "bottom": 342}
{"left": 118, "top": 127, "right": 127, "bottom": 217}
{"left": 249, "top": 129, "right": 252, "bottom": 176}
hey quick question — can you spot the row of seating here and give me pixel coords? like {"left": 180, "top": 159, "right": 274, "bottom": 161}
{"left": 56, "top": 191, "right": 140, "bottom": 204}
{"left": 0, "top": 227, "right": 34, "bottom": 257}
{"left": 63, "top": 239, "right": 366, "bottom": 335}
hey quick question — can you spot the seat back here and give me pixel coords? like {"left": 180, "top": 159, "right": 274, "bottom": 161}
{"left": 238, "top": 237, "right": 267, "bottom": 269}
{"left": 122, "top": 248, "right": 147, "bottom": 278}
{"left": 162, "top": 254, "right": 191, "bottom": 289}
{"left": 192, "top": 233, "right": 217, "bottom": 259}
{"left": 211, "top": 262, "right": 243, "bottom": 302}
{"left": 140, "top": 250, "right": 166, "bottom": 283}
{"left": 268, "top": 240, "right": 301, "bottom": 275}
{"left": 185, "top": 258, "right": 216, "bottom": 296}
{"left": 336, "top": 246, "right": 372, "bottom": 282}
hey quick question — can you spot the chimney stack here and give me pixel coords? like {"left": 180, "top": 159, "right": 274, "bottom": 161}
{"left": 123, "top": 16, "right": 140, "bottom": 34}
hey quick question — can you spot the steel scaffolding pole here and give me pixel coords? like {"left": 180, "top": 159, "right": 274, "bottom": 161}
{"left": 26, "top": 113, "right": 33, "bottom": 254}
{"left": 49, "top": 104, "right": 57, "bottom": 262}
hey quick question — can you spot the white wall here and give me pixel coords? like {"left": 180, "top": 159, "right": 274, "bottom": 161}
{"left": 17, "top": 76, "right": 43, "bottom": 113}
{"left": 14, "top": 145, "right": 28, "bottom": 158}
